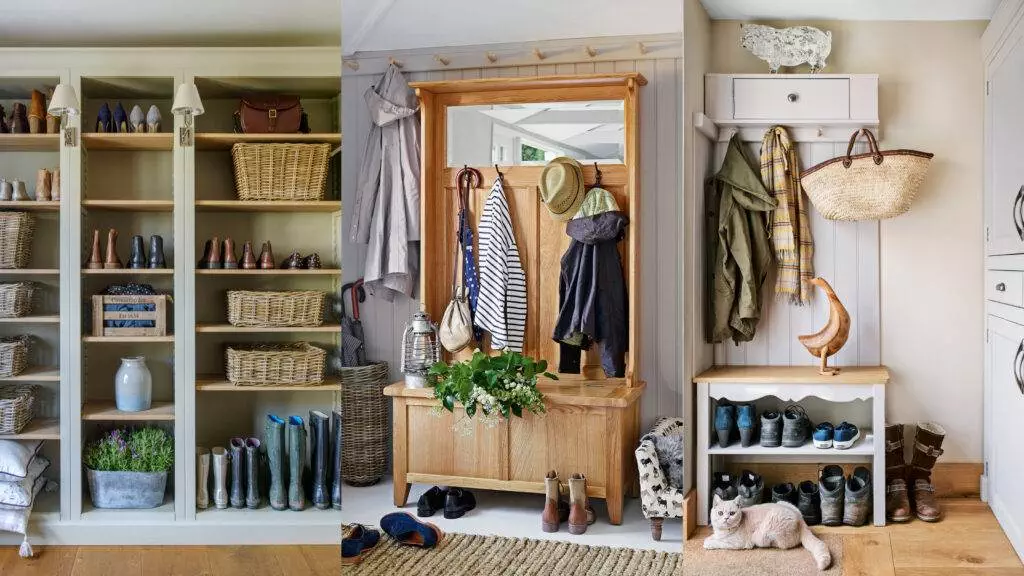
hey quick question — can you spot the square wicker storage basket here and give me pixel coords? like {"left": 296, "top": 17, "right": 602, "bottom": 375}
{"left": 0, "top": 282, "right": 34, "bottom": 318}
{"left": 0, "top": 213, "right": 35, "bottom": 269}
{"left": 0, "top": 336, "right": 29, "bottom": 378}
{"left": 0, "top": 384, "right": 37, "bottom": 434}
{"left": 231, "top": 143, "right": 331, "bottom": 201}
{"left": 226, "top": 342, "right": 326, "bottom": 386}
{"left": 227, "top": 290, "right": 325, "bottom": 327}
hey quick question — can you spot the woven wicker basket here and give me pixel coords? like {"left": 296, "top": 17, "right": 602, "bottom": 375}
{"left": 340, "top": 361, "right": 389, "bottom": 486}
{"left": 226, "top": 342, "right": 326, "bottom": 386}
{"left": 0, "top": 283, "right": 34, "bottom": 318}
{"left": 0, "top": 213, "right": 35, "bottom": 269}
{"left": 227, "top": 290, "right": 325, "bottom": 327}
{"left": 0, "top": 384, "right": 37, "bottom": 434}
{"left": 231, "top": 143, "right": 330, "bottom": 201}
{"left": 0, "top": 336, "right": 29, "bottom": 378}
{"left": 802, "top": 129, "right": 934, "bottom": 221}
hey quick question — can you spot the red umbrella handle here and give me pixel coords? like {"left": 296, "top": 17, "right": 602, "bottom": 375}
{"left": 351, "top": 279, "right": 364, "bottom": 320}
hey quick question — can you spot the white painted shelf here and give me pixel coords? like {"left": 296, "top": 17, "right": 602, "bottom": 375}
{"left": 707, "top": 433, "right": 874, "bottom": 457}
{"left": 80, "top": 497, "right": 175, "bottom": 524}
{"left": 194, "top": 506, "right": 339, "bottom": 524}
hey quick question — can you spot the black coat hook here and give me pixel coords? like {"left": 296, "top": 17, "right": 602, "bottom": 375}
{"left": 494, "top": 164, "right": 505, "bottom": 183}
{"left": 593, "top": 162, "right": 603, "bottom": 187}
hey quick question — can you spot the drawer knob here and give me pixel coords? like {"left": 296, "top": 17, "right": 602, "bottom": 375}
{"left": 787, "top": 93, "right": 799, "bottom": 103}
{"left": 997, "top": 282, "right": 1007, "bottom": 292}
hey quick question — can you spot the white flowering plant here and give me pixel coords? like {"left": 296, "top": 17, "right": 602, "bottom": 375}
{"left": 429, "top": 350, "right": 556, "bottom": 422}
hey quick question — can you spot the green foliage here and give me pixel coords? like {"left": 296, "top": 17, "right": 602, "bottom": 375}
{"left": 521, "top": 144, "right": 546, "bottom": 162}
{"left": 429, "top": 350, "right": 556, "bottom": 421}
{"left": 84, "top": 427, "right": 174, "bottom": 473}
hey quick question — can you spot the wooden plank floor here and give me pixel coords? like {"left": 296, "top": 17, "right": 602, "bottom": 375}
{"left": 694, "top": 499, "right": 1024, "bottom": 575}
{"left": 0, "top": 545, "right": 336, "bottom": 576}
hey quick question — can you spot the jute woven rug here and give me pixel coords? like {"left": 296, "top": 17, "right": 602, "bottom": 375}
{"left": 346, "top": 532, "right": 682, "bottom": 575}
{"left": 683, "top": 533, "right": 843, "bottom": 575}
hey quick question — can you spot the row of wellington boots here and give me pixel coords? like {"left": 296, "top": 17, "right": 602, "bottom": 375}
{"left": 885, "top": 422, "right": 946, "bottom": 523}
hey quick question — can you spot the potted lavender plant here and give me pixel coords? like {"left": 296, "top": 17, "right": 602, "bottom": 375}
{"left": 84, "top": 427, "right": 174, "bottom": 509}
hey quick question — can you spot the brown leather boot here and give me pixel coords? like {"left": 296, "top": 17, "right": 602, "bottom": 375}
{"left": 86, "top": 229, "right": 103, "bottom": 269}
{"left": 910, "top": 422, "right": 945, "bottom": 522}
{"left": 51, "top": 168, "right": 60, "bottom": 201}
{"left": 28, "top": 90, "right": 45, "bottom": 134}
{"left": 103, "top": 229, "right": 122, "bottom": 269}
{"left": 222, "top": 238, "right": 238, "bottom": 269}
{"left": 542, "top": 471, "right": 561, "bottom": 533}
{"left": 204, "top": 236, "right": 222, "bottom": 269}
{"left": 240, "top": 241, "right": 258, "bottom": 269}
{"left": 34, "top": 170, "right": 51, "bottom": 202}
{"left": 885, "top": 424, "right": 911, "bottom": 522}
{"left": 259, "top": 241, "right": 275, "bottom": 269}
{"left": 9, "top": 103, "right": 28, "bottom": 134}
{"left": 568, "top": 473, "right": 590, "bottom": 535}
{"left": 886, "top": 478, "right": 912, "bottom": 523}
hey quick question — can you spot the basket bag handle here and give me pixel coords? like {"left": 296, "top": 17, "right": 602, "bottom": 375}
{"left": 843, "top": 129, "right": 884, "bottom": 168}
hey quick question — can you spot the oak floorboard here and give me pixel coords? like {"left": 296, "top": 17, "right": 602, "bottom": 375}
{"left": 140, "top": 547, "right": 213, "bottom": 576}
{"left": 72, "top": 547, "right": 142, "bottom": 576}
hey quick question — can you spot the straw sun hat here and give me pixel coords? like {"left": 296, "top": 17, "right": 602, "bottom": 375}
{"left": 539, "top": 157, "right": 586, "bottom": 221}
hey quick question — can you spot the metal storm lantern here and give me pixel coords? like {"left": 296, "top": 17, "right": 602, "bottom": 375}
{"left": 400, "top": 310, "right": 440, "bottom": 388}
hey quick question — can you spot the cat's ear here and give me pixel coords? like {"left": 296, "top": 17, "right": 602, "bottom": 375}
{"left": 712, "top": 493, "right": 723, "bottom": 507}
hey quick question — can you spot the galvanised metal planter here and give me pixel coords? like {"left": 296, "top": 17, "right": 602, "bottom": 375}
{"left": 85, "top": 468, "right": 168, "bottom": 509}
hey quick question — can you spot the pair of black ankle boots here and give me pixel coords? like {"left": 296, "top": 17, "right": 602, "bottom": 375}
{"left": 416, "top": 486, "right": 477, "bottom": 520}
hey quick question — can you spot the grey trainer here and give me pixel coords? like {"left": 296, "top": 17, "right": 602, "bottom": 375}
{"left": 820, "top": 464, "right": 845, "bottom": 526}
{"left": 713, "top": 472, "right": 738, "bottom": 502}
{"left": 736, "top": 469, "right": 763, "bottom": 508}
{"left": 843, "top": 466, "right": 872, "bottom": 526}
{"left": 782, "top": 405, "right": 811, "bottom": 448}
{"left": 771, "top": 482, "right": 798, "bottom": 506}
{"left": 760, "top": 410, "right": 782, "bottom": 448}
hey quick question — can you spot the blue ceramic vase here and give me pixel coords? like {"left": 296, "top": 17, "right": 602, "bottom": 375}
{"left": 114, "top": 356, "right": 152, "bottom": 412}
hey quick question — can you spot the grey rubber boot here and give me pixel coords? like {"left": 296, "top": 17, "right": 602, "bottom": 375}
{"left": 771, "top": 482, "right": 797, "bottom": 505}
{"left": 782, "top": 405, "right": 811, "bottom": 448}
{"left": 245, "top": 438, "right": 261, "bottom": 509}
{"left": 844, "top": 466, "right": 872, "bottom": 526}
{"left": 229, "top": 437, "right": 246, "bottom": 509}
{"left": 331, "top": 410, "right": 342, "bottom": 510}
{"left": 712, "top": 472, "right": 738, "bottom": 503}
{"left": 309, "top": 411, "right": 330, "bottom": 510}
{"left": 265, "top": 415, "right": 287, "bottom": 511}
{"left": 760, "top": 410, "right": 782, "bottom": 448}
{"left": 819, "top": 464, "right": 845, "bottom": 526}
{"left": 798, "top": 480, "right": 821, "bottom": 525}
{"left": 287, "top": 415, "right": 307, "bottom": 511}
{"left": 196, "top": 447, "right": 210, "bottom": 510}
{"left": 736, "top": 469, "right": 763, "bottom": 508}
{"left": 212, "top": 446, "right": 229, "bottom": 509}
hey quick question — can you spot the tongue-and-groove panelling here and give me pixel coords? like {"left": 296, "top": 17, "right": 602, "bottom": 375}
{"left": 341, "top": 56, "right": 683, "bottom": 428}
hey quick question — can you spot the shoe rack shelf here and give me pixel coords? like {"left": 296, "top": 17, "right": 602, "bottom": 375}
{"left": 693, "top": 366, "right": 889, "bottom": 528}
{"left": 195, "top": 268, "right": 341, "bottom": 276}
{"left": 82, "top": 268, "right": 174, "bottom": 275}
{"left": 0, "top": 200, "right": 61, "bottom": 211}
{"left": 194, "top": 200, "right": 342, "bottom": 213}
{"left": 81, "top": 400, "right": 176, "bottom": 421}
{"left": 194, "top": 323, "right": 340, "bottom": 333}
{"left": 81, "top": 199, "right": 175, "bottom": 212}
{"left": 0, "top": 133, "right": 60, "bottom": 151}
{"left": 81, "top": 133, "right": 174, "bottom": 151}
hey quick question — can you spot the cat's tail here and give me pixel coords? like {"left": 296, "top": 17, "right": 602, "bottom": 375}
{"left": 800, "top": 523, "right": 832, "bottom": 571}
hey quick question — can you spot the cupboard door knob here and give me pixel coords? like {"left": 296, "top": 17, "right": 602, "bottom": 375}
{"left": 997, "top": 282, "right": 1007, "bottom": 292}
{"left": 787, "top": 93, "right": 799, "bottom": 103}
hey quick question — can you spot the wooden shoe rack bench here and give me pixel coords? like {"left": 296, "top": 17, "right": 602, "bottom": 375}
{"left": 384, "top": 74, "right": 645, "bottom": 525}
{"left": 0, "top": 47, "right": 341, "bottom": 546}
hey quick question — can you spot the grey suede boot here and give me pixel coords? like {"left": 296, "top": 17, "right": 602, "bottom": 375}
{"left": 819, "top": 464, "right": 845, "bottom": 526}
{"left": 229, "top": 437, "right": 246, "bottom": 509}
{"left": 760, "top": 410, "right": 782, "bottom": 448}
{"left": 798, "top": 480, "right": 822, "bottom": 526}
{"left": 309, "top": 411, "right": 330, "bottom": 510}
{"left": 843, "top": 466, "right": 872, "bottom": 526}
{"left": 331, "top": 410, "right": 342, "bottom": 510}
{"left": 287, "top": 415, "right": 307, "bottom": 511}
{"left": 265, "top": 415, "right": 287, "bottom": 511}
{"left": 736, "top": 469, "right": 763, "bottom": 508}
{"left": 245, "top": 438, "right": 261, "bottom": 509}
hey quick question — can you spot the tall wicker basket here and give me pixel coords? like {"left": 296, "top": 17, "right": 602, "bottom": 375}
{"left": 340, "top": 362, "right": 389, "bottom": 486}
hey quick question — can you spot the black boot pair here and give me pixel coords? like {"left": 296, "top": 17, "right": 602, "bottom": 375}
{"left": 128, "top": 235, "right": 166, "bottom": 269}
{"left": 417, "top": 486, "right": 477, "bottom": 519}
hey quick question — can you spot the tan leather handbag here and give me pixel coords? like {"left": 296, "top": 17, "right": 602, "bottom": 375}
{"left": 439, "top": 241, "right": 472, "bottom": 353}
{"left": 235, "top": 95, "right": 304, "bottom": 133}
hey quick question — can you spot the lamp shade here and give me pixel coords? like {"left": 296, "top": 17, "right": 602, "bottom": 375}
{"left": 171, "top": 83, "right": 204, "bottom": 116}
{"left": 47, "top": 84, "right": 80, "bottom": 117}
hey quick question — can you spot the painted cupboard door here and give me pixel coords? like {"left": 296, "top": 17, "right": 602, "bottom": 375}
{"left": 986, "top": 315, "right": 1024, "bottom": 560}
{"left": 987, "top": 37, "right": 1024, "bottom": 256}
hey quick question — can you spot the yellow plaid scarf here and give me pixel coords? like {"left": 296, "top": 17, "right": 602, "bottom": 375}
{"left": 760, "top": 126, "right": 814, "bottom": 304}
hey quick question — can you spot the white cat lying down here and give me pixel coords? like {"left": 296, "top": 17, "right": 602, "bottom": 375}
{"left": 704, "top": 494, "right": 832, "bottom": 571}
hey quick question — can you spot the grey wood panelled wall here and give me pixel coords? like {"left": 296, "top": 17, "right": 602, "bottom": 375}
{"left": 341, "top": 58, "right": 683, "bottom": 428}
{"left": 710, "top": 140, "right": 881, "bottom": 367}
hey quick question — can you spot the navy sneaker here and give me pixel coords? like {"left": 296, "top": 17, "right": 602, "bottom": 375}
{"left": 714, "top": 403, "right": 736, "bottom": 448}
{"left": 813, "top": 422, "right": 835, "bottom": 449}
{"left": 834, "top": 422, "right": 861, "bottom": 450}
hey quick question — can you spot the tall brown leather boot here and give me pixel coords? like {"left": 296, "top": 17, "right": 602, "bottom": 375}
{"left": 909, "top": 422, "right": 945, "bottom": 522}
{"left": 34, "top": 170, "right": 51, "bottom": 202}
{"left": 51, "top": 168, "right": 60, "bottom": 201}
{"left": 240, "top": 241, "right": 257, "bottom": 269}
{"left": 9, "top": 103, "right": 28, "bottom": 134}
{"left": 104, "top": 229, "right": 122, "bottom": 269}
{"left": 28, "top": 90, "right": 45, "bottom": 134}
{"left": 86, "top": 229, "right": 103, "bottom": 269}
{"left": 567, "top": 473, "right": 590, "bottom": 535}
{"left": 542, "top": 471, "right": 561, "bottom": 533}
{"left": 885, "top": 423, "right": 911, "bottom": 522}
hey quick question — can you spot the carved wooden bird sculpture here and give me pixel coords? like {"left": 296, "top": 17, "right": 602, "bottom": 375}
{"left": 798, "top": 277, "right": 850, "bottom": 375}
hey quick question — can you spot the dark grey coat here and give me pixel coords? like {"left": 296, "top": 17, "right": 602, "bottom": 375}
{"left": 553, "top": 211, "right": 629, "bottom": 378}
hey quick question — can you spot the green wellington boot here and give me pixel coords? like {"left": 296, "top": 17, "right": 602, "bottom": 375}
{"left": 287, "top": 415, "right": 307, "bottom": 511}
{"left": 265, "top": 415, "right": 287, "bottom": 511}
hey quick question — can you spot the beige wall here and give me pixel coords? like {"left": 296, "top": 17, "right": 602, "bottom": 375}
{"left": 711, "top": 21, "right": 987, "bottom": 461}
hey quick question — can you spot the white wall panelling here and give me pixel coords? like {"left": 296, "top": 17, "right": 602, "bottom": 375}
{"left": 342, "top": 46, "right": 683, "bottom": 430}
{"left": 700, "top": 0, "right": 998, "bottom": 21}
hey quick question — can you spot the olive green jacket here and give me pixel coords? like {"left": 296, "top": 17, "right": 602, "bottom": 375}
{"left": 707, "top": 135, "right": 777, "bottom": 344}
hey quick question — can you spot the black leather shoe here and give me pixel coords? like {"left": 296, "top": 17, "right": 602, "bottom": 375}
{"left": 416, "top": 486, "right": 446, "bottom": 517}
{"left": 444, "top": 487, "right": 476, "bottom": 519}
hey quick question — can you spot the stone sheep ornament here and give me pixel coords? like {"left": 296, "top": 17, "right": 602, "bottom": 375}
{"left": 740, "top": 24, "right": 832, "bottom": 73}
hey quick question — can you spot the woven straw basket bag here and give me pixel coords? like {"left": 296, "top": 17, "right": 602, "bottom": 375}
{"left": 801, "top": 129, "right": 934, "bottom": 221}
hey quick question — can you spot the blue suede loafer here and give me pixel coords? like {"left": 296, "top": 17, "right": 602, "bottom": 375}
{"left": 380, "top": 512, "right": 445, "bottom": 549}
{"left": 342, "top": 524, "right": 381, "bottom": 565}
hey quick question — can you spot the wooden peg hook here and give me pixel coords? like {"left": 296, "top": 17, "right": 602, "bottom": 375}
{"left": 344, "top": 60, "right": 360, "bottom": 71}
{"left": 533, "top": 48, "right": 546, "bottom": 61}
{"left": 585, "top": 46, "right": 598, "bottom": 58}
{"left": 434, "top": 55, "right": 451, "bottom": 66}
{"left": 388, "top": 56, "right": 403, "bottom": 68}
{"left": 486, "top": 52, "right": 499, "bottom": 64}
{"left": 637, "top": 42, "right": 648, "bottom": 55}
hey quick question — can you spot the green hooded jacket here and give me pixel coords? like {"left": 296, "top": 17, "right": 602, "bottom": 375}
{"left": 707, "top": 134, "right": 777, "bottom": 344}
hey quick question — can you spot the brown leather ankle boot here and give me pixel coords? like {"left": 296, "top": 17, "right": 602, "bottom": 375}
{"left": 885, "top": 423, "right": 911, "bottom": 522}
{"left": 240, "top": 241, "right": 258, "bottom": 269}
{"left": 34, "top": 170, "right": 51, "bottom": 202}
{"left": 567, "top": 473, "right": 589, "bottom": 535}
{"left": 28, "top": 90, "right": 45, "bottom": 134}
{"left": 910, "top": 422, "right": 945, "bottom": 522}
{"left": 205, "top": 236, "right": 222, "bottom": 269}
{"left": 542, "top": 471, "right": 561, "bottom": 533}
{"left": 259, "top": 241, "right": 275, "bottom": 269}
{"left": 104, "top": 229, "right": 122, "bottom": 269}
{"left": 86, "top": 229, "right": 103, "bottom": 269}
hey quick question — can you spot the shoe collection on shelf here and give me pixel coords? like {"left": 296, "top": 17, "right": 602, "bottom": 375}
{"left": 86, "top": 229, "right": 167, "bottom": 270}
{"left": 196, "top": 238, "right": 323, "bottom": 271}
{"left": 0, "top": 89, "right": 60, "bottom": 134}
{"left": 0, "top": 169, "right": 59, "bottom": 202}
{"left": 94, "top": 102, "right": 163, "bottom": 134}
{"left": 714, "top": 401, "right": 863, "bottom": 451}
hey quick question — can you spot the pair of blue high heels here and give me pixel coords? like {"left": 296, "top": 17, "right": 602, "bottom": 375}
{"left": 96, "top": 102, "right": 162, "bottom": 133}
{"left": 342, "top": 512, "right": 445, "bottom": 564}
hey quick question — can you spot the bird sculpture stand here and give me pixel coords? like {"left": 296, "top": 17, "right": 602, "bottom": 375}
{"left": 798, "top": 277, "right": 851, "bottom": 375}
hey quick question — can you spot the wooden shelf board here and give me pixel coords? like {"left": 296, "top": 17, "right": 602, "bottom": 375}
{"left": 0, "top": 134, "right": 59, "bottom": 151}
{"left": 0, "top": 315, "right": 59, "bottom": 323}
{"left": 0, "top": 200, "right": 61, "bottom": 212}
{"left": 0, "top": 366, "right": 60, "bottom": 381}
{"left": 81, "top": 497, "right": 174, "bottom": 523}
{"left": 81, "top": 401, "right": 175, "bottom": 421}
{"left": 81, "top": 133, "right": 173, "bottom": 151}
{"left": 195, "top": 324, "right": 338, "bottom": 333}
{"left": 195, "top": 504, "right": 339, "bottom": 524}
{"left": 82, "top": 335, "right": 175, "bottom": 343}
{"left": 693, "top": 365, "right": 891, "bottom": 385}
{"left": 82, "top": 199, "right": 174, "bottom": 212}
{"left": 0, "top": 418, "right": 59, "bottom": 440}
{"left": 195, "top": 200, "right": 341, "bottom": 213}
{"left": 83, "top": 268, "right": 174, "bottom": 275}
{"left": 0, "top": 268, "right": 60, "bottom": 275}
{"left": 707, "top": 433, "right": 875, "bottom": 457}
{"left": 196, "top": 376, "right": 340, "bottom": 392}
{"left": 195, "top": 132, "right": 340, "bottom": 150}
{"left": 195, "top": 268, "right": 340, "bottom": 276}
{"left": 410, "top": 72, "right": 648, "bottom": 94}
{"left": 384, "top": 379, "right": 645, "bottom": 408}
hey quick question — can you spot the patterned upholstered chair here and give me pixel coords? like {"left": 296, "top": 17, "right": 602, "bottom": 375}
{"left": 634, "top": 417, "right": 685, "bottom": 540}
